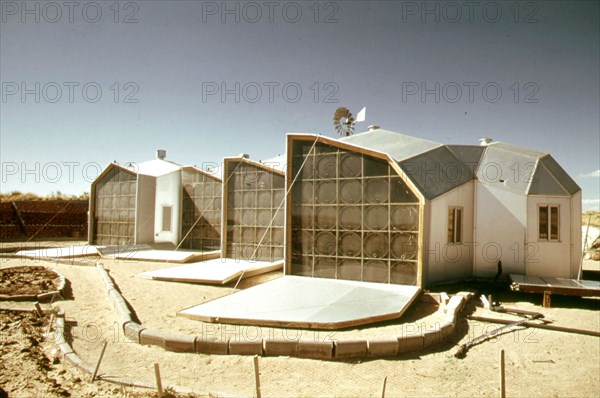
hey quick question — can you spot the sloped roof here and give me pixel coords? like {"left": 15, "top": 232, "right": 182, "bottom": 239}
{"left": 399, "top": 146, "right": 473, "bottom": 199}
{"left": 476, "top": 142, "right": 580, "bottom": 196}
{"left": 340, "top": 129, "right": 470, "bottom": 199}
{"left": 135, "top": 159, "right": 182, "bottom": 177}
{"left": 181, "top": 165, "right": 222, "bottom": 182}
{"left": 260, "top": 154, "right": 286, "bottom": 173}
{"left": 335, "top": 129, "right": 579, "bottom": 198}
{"left": 446, "top": 145, "right": 485, "bottom": 178}
{"left": 341, "top": 129, "right": 441, "bottom": 162}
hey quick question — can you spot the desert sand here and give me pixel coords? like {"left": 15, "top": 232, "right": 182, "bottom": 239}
{"left": 1, "top": 248, "right": 599, "bottom": 397}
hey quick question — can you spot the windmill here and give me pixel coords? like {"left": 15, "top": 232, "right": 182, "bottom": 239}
{"left": 333, "top": 106, "right": 366, "bottom": 137}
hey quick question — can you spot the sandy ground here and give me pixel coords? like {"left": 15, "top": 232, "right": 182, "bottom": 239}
{"left": 1, "top": 249, "right": 599, "bottom": 397}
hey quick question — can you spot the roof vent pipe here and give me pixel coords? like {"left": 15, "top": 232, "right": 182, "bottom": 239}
{"left": 479, "top": 138, "right": 493, "bottom": 146}
{"left": 156, "top": 149, "right": 166, "bottom": 160}
{"left": 368, "top": 125, "right": 380, "bottom": 131}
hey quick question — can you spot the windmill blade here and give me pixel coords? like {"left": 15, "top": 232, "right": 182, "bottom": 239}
{"left": 356, "top": 106, "right": 366, "bottom": 122}
{"left": 333, "top": 107, "right": 355, "bottom": 136}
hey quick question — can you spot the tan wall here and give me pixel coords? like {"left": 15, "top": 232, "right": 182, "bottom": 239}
{"left": 426, "top": 181, "right": 474, "bottom": 284}
{"left": 135, "top": 174, "right": 156, "bottom": 244}
{"left": 474, "top": 182, "right": 527, "bottom": 277}
{"left": 526, "top": 195, "right": 572, "bottom": 278}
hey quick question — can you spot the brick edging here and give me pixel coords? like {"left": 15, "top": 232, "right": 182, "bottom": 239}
{"left": 96, "top": 262, "right": 474, "bottom": 360}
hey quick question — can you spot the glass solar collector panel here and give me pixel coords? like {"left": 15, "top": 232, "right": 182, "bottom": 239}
{"left": 291, "top": 141, "right": 420, "bottom": 285}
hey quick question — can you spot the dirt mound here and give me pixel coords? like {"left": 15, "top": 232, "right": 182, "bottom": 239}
{"left": 0, "top": 266, "right": 60, "bottom": 296}
{"left": 0, "top": 310, "right": 71, "bottom": 397}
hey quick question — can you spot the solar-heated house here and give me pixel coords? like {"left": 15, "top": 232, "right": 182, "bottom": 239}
{"left": 179, "top": 127, "right": 582, "bottom": 329}
{"left": 88, "top": 150, "right": 222, "bottom": 252}
{"left": 142, "top": 154, "right": 285, "bottom": 284}
{"left": 287, "top": 127, "right": 582, "bottom": 286}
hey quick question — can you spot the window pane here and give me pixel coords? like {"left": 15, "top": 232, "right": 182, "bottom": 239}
{"left": 539, "top": 206, "right": 548, "bottom": 240}
{"left": 455, "top": 209, "right": 462, "bottom": 243}
{"left": 162, "top": 206, "right": 172, "bottom": 232}
{"left": 550, "top": 206, "right": 559, "bottom": 240}
{"left": 448, "top": 208, "right": 455, "bottom": 243}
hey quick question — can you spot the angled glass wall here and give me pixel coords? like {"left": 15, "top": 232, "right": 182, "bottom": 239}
{"left": 225, "top": 161, "right": 285, "bottom": 262}
{"left": 93, "top": 167, "right": 137, "bottom": 246}
{"left": 290, "top": 141, "right": 420, "bottom": 285}
{"left": 180, "top": 169, "right": 222, "bottom": 250}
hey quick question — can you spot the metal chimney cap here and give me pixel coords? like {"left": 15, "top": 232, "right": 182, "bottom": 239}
{"left": 479, "top": 138, "right": 493, "bottom": 146}
{"left": 156, "top": 149, "right": 167, "bottom": 160}
{"left": 368, "top": 125, "right": 380, "bottom": 131}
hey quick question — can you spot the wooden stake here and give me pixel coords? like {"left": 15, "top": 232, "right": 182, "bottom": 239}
{"left": 500, "top": 350, "right": 506, "bottom": 398}
{"left": 154, "top": 363, "right": 163, "bottom": 396}
{"left": 543, "top": 291, "right": 551, "bottom": 308}
{"left": 46, "top": 313, "right": 55, "bottom": 336}
{"left": 91, "top": 341, "right": 108, "bottom": 382}
{"left": 253, "top": 355, "right": 261, "bottom": 398}
{"left": 578, "top": 213, "right": 592, "bottom": 280}
{"left": 34, "top": 302, "right": 44, "bottom": 317}
{"left": 381, "top": 376, "right": 388, "bottom": 398}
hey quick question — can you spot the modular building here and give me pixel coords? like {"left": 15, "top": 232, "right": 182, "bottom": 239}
{"left": 286, "top": 127, "right": 582, "bottom": 287}
{"left": 88, "top": 150, "right": 221, "bottom": 249}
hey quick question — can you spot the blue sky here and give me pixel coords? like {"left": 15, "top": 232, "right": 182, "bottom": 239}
{"left": 1, "top": 0, "right": 598, "bottom": 209}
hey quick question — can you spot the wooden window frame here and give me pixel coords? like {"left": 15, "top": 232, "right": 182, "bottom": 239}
{"left": 162, "top": 205, "right": 172, "bottom": 233}
{"left": 538, "top": 204, "right": 559, "bottom": 241}
{"left": 448, "top": 207, "right": 463, "bottom": 244}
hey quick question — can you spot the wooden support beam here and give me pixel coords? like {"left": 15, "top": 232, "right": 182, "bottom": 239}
{"left": 543, "top": 291, "right": 551, "bottom": 308}
{"left": 11, "top": 201, "right": 28, "bottom": 237}
{"left": 468, "top": 315, "right": 600, "bottom": 337}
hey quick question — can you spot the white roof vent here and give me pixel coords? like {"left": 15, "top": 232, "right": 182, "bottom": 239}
{"left": 156, "top": 149, "right": 167, "bottom": 160}
{"left": 368, "top": 125, "right": 380, "bottom": 131}
{"left": 479, "top": 138, "right": 493, "bottom": 146}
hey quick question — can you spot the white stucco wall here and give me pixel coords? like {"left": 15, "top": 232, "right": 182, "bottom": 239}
{"left": 425, "top": 181, "right": 474, "bottom": 284}
{"left": 526, "top": 195, "right": 572, "bottom": 278}
{"left": 153, "top": 171, "right": 181, "bottom": 245}
{"left": 474, "top": 182, "right": 527, "bottom": 277}
{"left": 135, "top": 174, "right": 156, "bottom": 244}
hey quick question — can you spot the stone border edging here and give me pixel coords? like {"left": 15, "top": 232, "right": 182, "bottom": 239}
{"left": 53, "top": 309, "right": 159, "bottom": 390}
{"left": 96, "top": 262, "right": 474, "bottom": 360}
{"left": 0, "top": 306, "right": 157, "bottom": 391}
{"left": 0, "top": 266, "right": 66, "bottom": 302}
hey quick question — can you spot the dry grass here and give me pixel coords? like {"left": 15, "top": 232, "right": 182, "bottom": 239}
{"left": 582, "top": 211, "right": 600, "bottom": 228}
{"left": 0, "top": 191, "right": 89, "bottom": 202}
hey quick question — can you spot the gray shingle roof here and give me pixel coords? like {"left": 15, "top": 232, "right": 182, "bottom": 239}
{"left": 340, "top": 129, "right": 441, "bottom": 162}
{"left": 337, "top": 129, "right": 580, "bottom": 198}
{"left": 476, "top": 142, "right": 580, "bottom": 196}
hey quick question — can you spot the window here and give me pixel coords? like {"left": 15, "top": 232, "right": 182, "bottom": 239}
{"left": 538, "top": 205, "right": 559, "bottom": 241}
{"left": 162, "top": 205, "right": 172, "bottom": 232}
{"left": 448, "top": 207, "right": 463, "bottom": 244}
